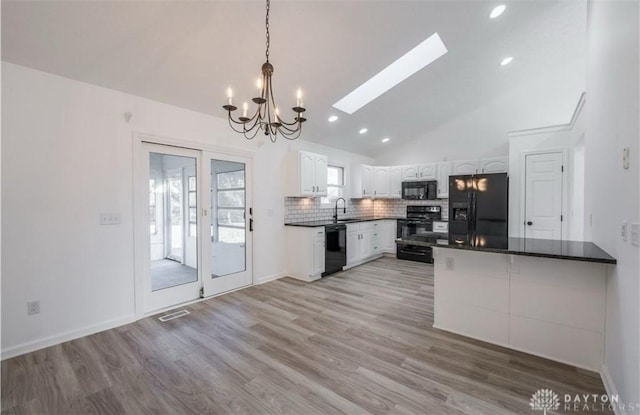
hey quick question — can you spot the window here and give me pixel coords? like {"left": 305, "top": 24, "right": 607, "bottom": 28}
{"left": 217, "top": 170, "right": 245, "bottom": 243}
{"left": 188, "top": 176, "right": 197, "bottom": 237}
{"left": 321, "top": 165, "right": 345, "bottom": 205}
{"left": 149, "top": 179, "right": 157, "bottom": 235}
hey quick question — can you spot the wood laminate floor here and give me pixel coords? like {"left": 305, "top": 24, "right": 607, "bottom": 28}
{"left": 2, "top": 257, "right": 610, "bottom": 414}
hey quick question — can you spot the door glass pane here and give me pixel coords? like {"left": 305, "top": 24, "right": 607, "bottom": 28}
{"left": 149, "top": 153, "right": 198, "bottom": 291}
{"left": 211, "top": 159, "right": 246, "bottom": 278}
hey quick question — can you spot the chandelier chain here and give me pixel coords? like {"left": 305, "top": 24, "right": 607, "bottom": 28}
{"left": 265, "top": 0, "right": 270, "bottom": 62}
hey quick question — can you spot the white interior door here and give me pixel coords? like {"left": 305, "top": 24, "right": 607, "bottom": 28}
{"left": 524, "top": 152, "right": 564, "bottom": 240}
{"left": 202, "top": 152, "right": 253, "bottom": 297}
{"left": 143, "top": 143, "right": 201, "bottom": 313}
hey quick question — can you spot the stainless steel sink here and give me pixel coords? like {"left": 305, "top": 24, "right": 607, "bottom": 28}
{"left": 335, "top": 218, "right": 359, "bottom": 223}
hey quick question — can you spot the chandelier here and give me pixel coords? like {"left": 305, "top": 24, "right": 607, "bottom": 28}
{"left": 223, "top": 0, "right": 306, "bottom": 142}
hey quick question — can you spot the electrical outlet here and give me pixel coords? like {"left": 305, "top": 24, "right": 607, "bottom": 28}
{"left": 27, "top": 300, "right": 40, "bottom": 316}
{"left": 631, "top": 223, "right": 640, "bottom": 247}
{"left": 99, "top": 213, "right": 121, "bottom": 225}
{"left": 621, "top": 221, "right": 628, "bottom": 241}
{"left": 446, "top": 257, "right": 454, "bottom": 271}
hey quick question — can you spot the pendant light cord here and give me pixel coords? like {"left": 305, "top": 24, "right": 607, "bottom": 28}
{"left": 265, "top": 0, "right": 270, "bottom": 62}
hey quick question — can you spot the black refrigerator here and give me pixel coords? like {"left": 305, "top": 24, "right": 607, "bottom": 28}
{"left": 448, "top": 173, "right": 508, "bottom": 245}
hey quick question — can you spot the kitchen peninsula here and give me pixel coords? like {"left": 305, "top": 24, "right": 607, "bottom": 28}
{"left": 396, "top": 235, "right": 616, "bottom": 371}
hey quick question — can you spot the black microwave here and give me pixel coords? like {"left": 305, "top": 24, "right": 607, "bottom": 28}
{"left": 402, "top": 180, "right": 438, "bottom": 200}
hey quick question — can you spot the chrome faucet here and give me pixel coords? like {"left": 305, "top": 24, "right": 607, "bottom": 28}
{"left": 333, "top": 197, "right": 346, "bottom": 222}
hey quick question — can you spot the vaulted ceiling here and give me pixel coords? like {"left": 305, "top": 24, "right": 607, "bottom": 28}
{"left": 2, "top": 0, "right": 586, "bottom": 157}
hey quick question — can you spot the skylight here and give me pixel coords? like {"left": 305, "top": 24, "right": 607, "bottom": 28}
{"left": 332, "top": 32, "right": 448, "bottom": 115}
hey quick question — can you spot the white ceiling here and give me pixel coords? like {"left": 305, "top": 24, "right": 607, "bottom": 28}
{"left": 2, "top": 0, "right": 586, "bottom": 158}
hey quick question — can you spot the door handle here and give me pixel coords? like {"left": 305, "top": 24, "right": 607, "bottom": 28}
{"left": 250, "top": 218, "right": 254, "bottom": 231}
{"left": 526, "top": 221, "right": 533, "bottom": 226}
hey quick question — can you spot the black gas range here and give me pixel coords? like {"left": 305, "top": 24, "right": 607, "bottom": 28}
{"left": 396, "top": 206, "right": 442, "bottom": 263}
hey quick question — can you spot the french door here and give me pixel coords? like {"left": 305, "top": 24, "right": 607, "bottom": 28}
{"left": 140, "top": 143, "right": 253, "bottom": 313}
{"left": 201, "top": 152, "right": 253, "bottom": 297}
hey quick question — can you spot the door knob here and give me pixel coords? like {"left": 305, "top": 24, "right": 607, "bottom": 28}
{"left": 526, "top": 221, "right": 533, "bottom": 226}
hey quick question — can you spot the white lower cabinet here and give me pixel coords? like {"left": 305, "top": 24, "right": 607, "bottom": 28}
{"left": 346, "top": 221, "right": 385, "bottom": 267}
{"left": 346, "top": 227, "right": 360, "bottom": 265}
{"left": 381, "top": 220, "right": 397, "bottom": 252}
{"left": 285, "top": 226, "right": 325, "bottom": 281}
{"left": 312, "top": 233, "right": 326, "bottom": 277}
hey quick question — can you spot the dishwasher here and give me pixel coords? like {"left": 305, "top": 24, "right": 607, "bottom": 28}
{"left": 322, "top": 224, "right": 347, "bottom": 277}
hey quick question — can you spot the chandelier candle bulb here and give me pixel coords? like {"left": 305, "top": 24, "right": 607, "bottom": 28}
{"left": 296, "top": 88, "right": 303, "bottom": 107}
{"left": 242, "top": 102, "right": 248, "bottom": 118}
{"left": 227, "top": 87, "right": 233, "bottom": 105}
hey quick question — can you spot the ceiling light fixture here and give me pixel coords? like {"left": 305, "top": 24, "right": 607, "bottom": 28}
{"left": 333, "top": 32, "right": 448, "bottom": 115}
{"left": 223, "top": 0, "right": 306, "bottom": 142}
{"left": 500, "top": 56, "right": 514, "bottom": 66}
{"left": 381, "top": 138, "right": 390, "bottom": 143}
{"left": 328, "top": 115, "right": 338, "bottom": 122}
{"left": 490, "top": 5, "right": 506, "bottom": 19}
{"left": 359, "top": 128, "right": 368, "bottom": 134}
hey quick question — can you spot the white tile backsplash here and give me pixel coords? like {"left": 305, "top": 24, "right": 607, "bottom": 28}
{"left": 284, "top": 197, "right": 448, "bottom": 222}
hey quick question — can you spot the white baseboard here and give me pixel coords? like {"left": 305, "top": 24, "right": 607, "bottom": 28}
{"left": 256, "top": 272, "right": 286, "bottom": 285}
{"left": 1, "top": 314, "right": 136, "bottom": 361}
{"left": 601, "top": 364, "right": 626, "bottom": 415}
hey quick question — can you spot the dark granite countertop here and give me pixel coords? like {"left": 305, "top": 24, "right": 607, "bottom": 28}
{"left": 285, "top": 217, "right": 403, "bottom": 227}
{"left": 395, "top": 234, "right": 616, "bottom": 264}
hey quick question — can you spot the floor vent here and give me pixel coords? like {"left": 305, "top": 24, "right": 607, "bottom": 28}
{"left": 158, "top": 309, "right": 190, "bottom": 322}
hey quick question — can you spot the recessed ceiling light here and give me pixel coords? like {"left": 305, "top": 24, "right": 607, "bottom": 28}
{"left": 359, "top": 128, "right": 368, "bottom": 135}
{"left": 328, "top": 115, "right": 338, "bottom": 122}
{"left": 500, "top": 56, "right": 514, "bottom": 66}
{"left": 490, "top": 5, "right": 506, "bottom": 19}
{"left": 333, "top": 32, "right": 448, "bottom": 114}
{"left": 381, "top": 138, "right": 390, "bottom": 143}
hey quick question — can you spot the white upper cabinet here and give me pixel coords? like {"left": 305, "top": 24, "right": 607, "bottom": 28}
{"left": 479, "top": 157, "right": 509, "bottom": 174}
{"left": 389, "top": 166, "right": 402, "bottom": 199}
{"left": 401, "top": 165, "right": 419, "bottom": 181}
{"left": 373, "top": 167, "right": 390, "bottom": 198}
{"left": 314, "top": 155, "right": 328, "bottom": 194}
{"left": 452, "top": 160, "right": 479, "bottom": 175}
{"left": 436, "top": 162, "right": 451, "bottom": 199}
{"left": 452, "top": 157, "right": 508, "bottom": 175}
{"left": 300, "top": 152, "right": 315, "bottom": 194}
{"left": 361, "top": 165, "right": 374, "bottom": 197}
{"left": 287, "top": 151, "right": 328, "bottom": 197}
{"left": 402, "top": 163, "right": 437, "bottom": 181}
{"left": 417, "top": 163, "right": 437, "bottom": 180}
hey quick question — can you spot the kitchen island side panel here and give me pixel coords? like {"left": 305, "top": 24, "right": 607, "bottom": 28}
{"left": 432, "top": 247, "right": 607, "bottom": 371}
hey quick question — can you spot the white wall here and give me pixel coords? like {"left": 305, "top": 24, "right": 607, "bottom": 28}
{"left": 374, "top": 57, "right": 586, "bottom": 166}
{"left": 0, "top": 62, "right": 373, "bottom": 358}
{"left": 584, "top": 1, "right": 639, "bottom": 412}
{"left": 508, "top": 98, "right": 586, "bottom": 240}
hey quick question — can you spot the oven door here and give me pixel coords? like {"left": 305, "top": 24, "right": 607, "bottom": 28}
{"left": 397, "top": 220, "right": 433, "bottom": 239}
{"left": 396, "top": 220, "right": 435, "bottom": 263}
{"left": 397, "top": 243, "right": 433, "bottom": 263}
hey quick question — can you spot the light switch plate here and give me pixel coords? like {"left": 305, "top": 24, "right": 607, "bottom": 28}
{"left": 100, "top": 213, "right": 121, "bottom": 225}
{"left": 621, "top": 221, "right": 628, "bottom": 241}
{"left": 630, "top": 223, "right": 640, "bottom": 247}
